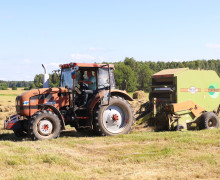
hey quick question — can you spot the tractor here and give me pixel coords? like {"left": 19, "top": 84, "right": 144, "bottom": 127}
{"left": 4, "top": 63, "right": 134, "bottom": 140}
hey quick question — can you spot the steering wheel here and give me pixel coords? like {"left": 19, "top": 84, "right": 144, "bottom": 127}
{"left": 79, "top": 82, "right": 88, "bottom": 90}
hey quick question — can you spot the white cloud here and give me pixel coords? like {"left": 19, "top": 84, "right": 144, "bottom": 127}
{"left": 88, "top": 47, "right": 105, "bottom": 51}
{"left": 46, "top": 62, "right": 60, "bottom": 68}
{"left": 71, "top": 53, "right": 96, "bottom": 61}
{"left": 24, "top": 59, "right": 31, "bottom": 63}
{"left": 97, "top": 56, "right": 106, "bottom": 62}
{"left": 206, "top": 43, "right": 220, "bottom": 49}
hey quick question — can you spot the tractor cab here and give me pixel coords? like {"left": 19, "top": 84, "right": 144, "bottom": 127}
{"left": 60, "top": 63, "right": 116, "bottom": 108}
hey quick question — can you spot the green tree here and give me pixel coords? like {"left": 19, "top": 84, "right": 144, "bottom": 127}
{"left": 34, "top": 74, "right": 43, "bottom": 88}
{"left": 137, "top": 63, "right": 154, "bottom": 91}
{"left": 114, "top": 63, "right": 137, "bottom": 92}
{"left": 0, "top": 83, "right": 8, "bottom": 90}
{"left": 124, "top": 57, "right": 137, "bottom": 71}
{"left": 12, "top": 86, "right": 17, "bottom": 90}
{"left": 30, "top": 83, "right": 36, "bottom": 89}
{"left": 49, "top": 73, "right": 60, "bottom": 87}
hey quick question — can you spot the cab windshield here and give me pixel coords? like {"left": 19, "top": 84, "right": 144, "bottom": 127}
{"left": 60, "top": 68, "right": 73, "bottom": 88}
{"left": 98, "top": 68, "right": 115, "bottom": 89}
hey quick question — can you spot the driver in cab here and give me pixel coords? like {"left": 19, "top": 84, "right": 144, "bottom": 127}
{"left": 79, "top": 71, "right": 96, "bottom": 106}
{"left": 79, "top": 71, "right": 96, "bottom": 90}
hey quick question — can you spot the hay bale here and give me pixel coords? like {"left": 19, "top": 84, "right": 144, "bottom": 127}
{"left": 4, "top": 107, "right": 9, "bottom": 112}
{"left": 8, "top": 105, "right": 15, "bottom": 112}
{"left": 0, "top": 113, "right": 5, "bottom": 120}
{"left": 133, "top": 91, "right": 146, "bottom": 100}
{"left": 0, "top": 107, "right": 5, "bottom": 112}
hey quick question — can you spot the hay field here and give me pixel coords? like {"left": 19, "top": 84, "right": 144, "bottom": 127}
{"left": 0, "top": 89, "right": 219, "bottom": 180}
{"left": 0, "top": 88, "right": 26, "bottom": 121}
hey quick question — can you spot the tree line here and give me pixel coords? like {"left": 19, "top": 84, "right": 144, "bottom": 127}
{"left": 112, "top": 58, "right": 220, "bottom": 92}
{"left": 0, "top": 80, "right": 33, "bottom": 90}
{"left": 1, "top": 58, "right": 220, "bottom": 91}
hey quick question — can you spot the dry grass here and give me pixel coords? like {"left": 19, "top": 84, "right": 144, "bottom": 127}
{"left": 0, "top": 88, "right": 26, "bottom": 106}
{"left": 0, "top": 88, "right": 26, "bottom": 120}
{"left": 0, "top": 87, "right": 26, "bottom": 95}
{"left": 0, "top": 90, "right": 219, "bottom": 180}
{"left": 0, "top": 124, "right": 219, "bottom": 180}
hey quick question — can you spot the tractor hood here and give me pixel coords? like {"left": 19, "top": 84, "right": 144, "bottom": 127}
{"left": 16, "top": 87, "right": 69, "bottom": 117}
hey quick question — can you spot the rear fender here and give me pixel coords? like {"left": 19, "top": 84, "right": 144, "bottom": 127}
{"left": 110, "top": 90, "right": 133, "bottom": 101}
{"left": 89, "top": 89, "right": 133, "bottom": 111}
{"left": 39, "top": 104, "right": 66, "bottom": 130}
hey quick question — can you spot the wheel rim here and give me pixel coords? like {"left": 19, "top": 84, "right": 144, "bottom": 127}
{"left": 208, "top": 118, "right": 217, "bottom": 128}
{"left": 102, "top": 105, "right": 127, "bottom": 134}
{"left": 38, "top": 119, "right": 53, "bottom": 136}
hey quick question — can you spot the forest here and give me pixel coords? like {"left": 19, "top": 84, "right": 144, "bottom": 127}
{"left": 113, "top": 58, "right": 220, "bottom": 92}
{"left": 0, "top": 80, "right": 33, "bottom": 90}
{"left": 1, "top": 58, "right": 220, "bottom": 92}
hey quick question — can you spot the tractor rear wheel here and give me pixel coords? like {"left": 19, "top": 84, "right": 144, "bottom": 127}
{"left": 199, "top": 112, "right": 219, "bottom": 129}
{"left": 93, "top": 96, "right": 134, "bottom": 136}
{"left": 28, "top": 110, "right": 61, "bottom": 140}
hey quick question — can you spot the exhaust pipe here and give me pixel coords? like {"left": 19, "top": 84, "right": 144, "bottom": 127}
{"left": 42, "top": 64, "right": 49, "bottom": 88}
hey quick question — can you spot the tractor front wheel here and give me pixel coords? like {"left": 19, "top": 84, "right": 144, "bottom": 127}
{"left": 13, "top": 121, "right": 28, "bottom": 138}
{"left": 199, "top": 112, "right": 219, "bottom": 129}
{"left": 93, "top": 96, "right": 134, "bottom": 136}
{"left": 28, "top": 110, "right": 61, "bottom": 140}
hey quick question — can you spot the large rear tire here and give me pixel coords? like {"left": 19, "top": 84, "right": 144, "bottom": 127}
{"left": 199, "top": 112, "right": 219, "bottom": 129}
{"left": 28, "top": 110, "right": 61, "bottom": 140}
{"left": 93, "top": 96, "right": 134, "bottom": 136}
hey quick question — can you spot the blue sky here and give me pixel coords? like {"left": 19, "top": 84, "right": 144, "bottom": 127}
{"left": 0, "top": 0, "right": 220, "bottom": 81}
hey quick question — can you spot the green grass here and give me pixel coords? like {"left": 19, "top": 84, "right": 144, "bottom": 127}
{"left": 0, "top": 94, "right": 19, "bottom": 96}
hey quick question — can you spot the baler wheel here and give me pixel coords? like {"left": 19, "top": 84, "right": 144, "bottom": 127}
{"left": 93, "top": 96, "right": 134, "bottom": 136}
{"left": 200, "top": 112, "right": 219, "bottom": 129}
{"left": 173, "top": 124, "right": 184, "bottom": 131}
{"left": 28, "top": 110, "right": 61, "bottom": 140}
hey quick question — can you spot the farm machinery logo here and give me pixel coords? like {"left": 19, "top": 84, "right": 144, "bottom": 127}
{"left": 205, "top": 83, "right": 220, "bottom": 98}
{"left": 180, "top": 87, "right": 201, "bottom": 94}
{"left": 188, "top": 86, "right": 200, "bottom": 94}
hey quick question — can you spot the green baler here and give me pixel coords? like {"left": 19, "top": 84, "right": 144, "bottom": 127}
{"left": 149, "top": 68, "right": 220, "bottom": 130}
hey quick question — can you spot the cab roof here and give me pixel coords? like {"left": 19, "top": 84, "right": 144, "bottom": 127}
{"left": 60, "top": 62, "right": 114, "bottom": 69}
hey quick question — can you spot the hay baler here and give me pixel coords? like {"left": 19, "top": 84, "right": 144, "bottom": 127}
{"left": 149, "top": 68, "right": 220, "bottom": 130}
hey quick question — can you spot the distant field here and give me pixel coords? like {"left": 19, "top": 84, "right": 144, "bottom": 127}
{"left": 0, "top": 89, "right": 219, "bottom": 179}
{"left": 0, "top": 88, "right": 26, "bottom": 106}
{"left": 0, "top": 87, "right": 26, "bottom": 95}
{"left": 0, "top": 88, "right": 26, "bottom": 121}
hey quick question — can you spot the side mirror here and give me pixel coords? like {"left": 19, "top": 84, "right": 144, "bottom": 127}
{"left": 71, "top": 70, "right": 76, "bottom": 79}
{"left": 71, "top": 66, "right": 79, "bottom": 79}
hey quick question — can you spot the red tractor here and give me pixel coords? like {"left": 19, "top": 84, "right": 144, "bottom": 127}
{"left": 4, "top": 63, "right": 134, "bottom": 140}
